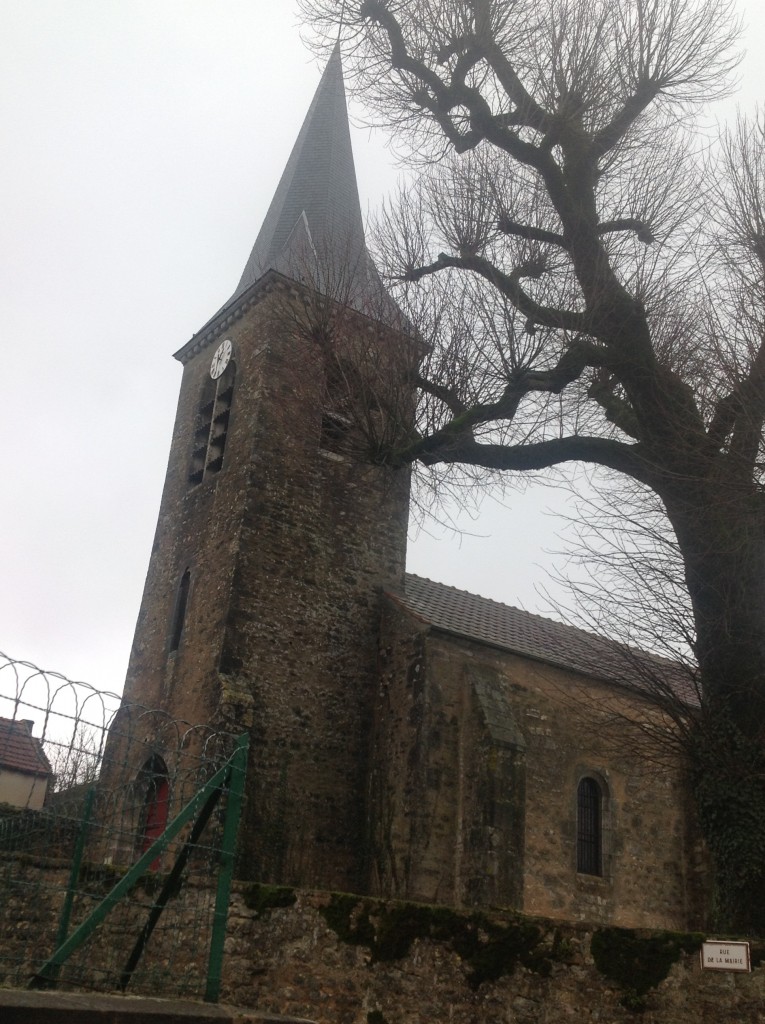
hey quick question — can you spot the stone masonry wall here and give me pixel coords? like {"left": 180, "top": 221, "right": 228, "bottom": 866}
{"left": 115, "top": 279, "right": 411, "bottom": 894}
{"left": 223, "top": 304, "right": 410, "bottom": 892}
{"left": 222, "top": 888, "right": 765, "bottom": 1024}
{"left": 1, "top": 860, "right": 763, "bottom": 1023}
{"left": 372, "top": 600, "right": 707, "bottom": 931}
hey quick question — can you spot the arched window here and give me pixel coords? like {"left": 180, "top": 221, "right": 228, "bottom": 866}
{"left": 189, "top": 361, "right": 236, "bottom": 485}
{"left": 168, "top": 568, "right": 191, "bottom": 653}
{"left": 577, "top": 777, "right": 602, "bottom": 875}
{"left": 138, "top": 755, "right": 169, "bottom": 870}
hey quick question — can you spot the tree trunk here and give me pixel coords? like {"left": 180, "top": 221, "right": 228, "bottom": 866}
{"left": 668, "top": 491, "right": 765, "bottom": 933}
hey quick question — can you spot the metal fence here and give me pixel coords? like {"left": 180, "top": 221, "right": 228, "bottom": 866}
{"left": 0, "top": 653, "right": 247, "bottom": 1002}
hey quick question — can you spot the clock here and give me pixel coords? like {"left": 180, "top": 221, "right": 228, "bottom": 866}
{"left": 210, "top": 339, "right": 233, "bottom": 380}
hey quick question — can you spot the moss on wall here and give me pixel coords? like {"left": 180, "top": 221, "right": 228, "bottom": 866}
{"left": 319, "top": 894, "right": 553, "bottom": 988}
{"left": 240, "top": 882, "right": 296, "bottom": 917}
{"left": 591, "top": 927, "right": 703, "bottom": 1011}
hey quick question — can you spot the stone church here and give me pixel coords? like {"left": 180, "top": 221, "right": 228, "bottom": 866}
{"left": 118, "top": 49, "right": 705, "bottom": 932}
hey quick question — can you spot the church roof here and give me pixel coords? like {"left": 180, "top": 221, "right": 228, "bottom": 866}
{"left": 0, "top": 718, "right": 52, "bottom": 778}
{"left": 180, "top": 46, "right": 404, "bottom": 361}
{"left": 398, "top": 573, "right": 691, "bottom": 697}
{"left": 223, "top": 44, "right": 374, "bottom": 312}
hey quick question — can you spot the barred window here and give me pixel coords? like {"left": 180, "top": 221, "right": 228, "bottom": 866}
{"left": 576, "top": 777, "right": 602, "bottom": 875}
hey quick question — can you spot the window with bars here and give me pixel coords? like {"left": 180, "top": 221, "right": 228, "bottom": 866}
{"left": 188, "top": 362, "right": 236, "bottom": 486}
{"left": 576, "top": 776, "right": 602, "bottom": 875}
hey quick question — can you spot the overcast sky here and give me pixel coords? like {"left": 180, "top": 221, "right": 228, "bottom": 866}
{"left": 1, "top": 1, "right": 764, "bottom": 694}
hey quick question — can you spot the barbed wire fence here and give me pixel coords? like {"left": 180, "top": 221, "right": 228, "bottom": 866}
{"left": 0, "top": 653, "right": 246, "bottom": 1001}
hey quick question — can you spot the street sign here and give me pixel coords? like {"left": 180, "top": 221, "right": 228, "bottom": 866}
{"left": 701, "top": 940, "right": 751, "bottom": 972}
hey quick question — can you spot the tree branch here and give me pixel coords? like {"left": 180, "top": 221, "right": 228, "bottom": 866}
{"left": 360, "top": 0, "right": 553, "bottom": 171}
{"left": 484, "top": 43, "right": 553, "bottom": 134}
{"left": 413, "top": 340, "right": 618, "bottom": 459}
{"left": 497, "top": 213, "right": 568, "bottom": 248}
{"left": 588, "top": 371, "right": 641, "bottom": 440}
{"left": 402, "top": 251, "right": 587, "bottom": 333}
{"left": 415, "top": 374, "right": 468, "bottom": 418}
{"left": 707, "top": 389, "right": 739, "bottom": 450}
{"left": 592, "top": 82, "right": 662, "bottom": 159}
{"left": 598, "top": 218, "right": 656, "bottom": 244}
{"left": 726, "top": 334, "right": 765, "bottom": 471}
{"left": 398, "top": 431, "right": 650, "bottom": 482}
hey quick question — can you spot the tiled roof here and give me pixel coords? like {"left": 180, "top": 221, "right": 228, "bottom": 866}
{"left": 397, "top": 573, "right": 687, "bottom": 694}
{"left": 0, "top": 718, "right": 52, "bottom": 777}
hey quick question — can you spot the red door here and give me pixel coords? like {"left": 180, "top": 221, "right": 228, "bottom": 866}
{"left": 141, "top": 776, "right": 169, "bottom": 870}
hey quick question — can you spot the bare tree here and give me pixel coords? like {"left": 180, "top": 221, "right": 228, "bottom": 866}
{"left": 299, "top": 0, "right": 765, "bottom": 931}
{"left": 47, "top": 724, "right": 102, "bottom": 794}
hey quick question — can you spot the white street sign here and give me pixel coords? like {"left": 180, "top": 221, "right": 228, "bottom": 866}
{"left": 701, "top": 940, "right": 751, "bottom": 972}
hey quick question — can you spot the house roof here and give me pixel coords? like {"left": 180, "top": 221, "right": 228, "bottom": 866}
{"left": 397, "top": 573, "right": 691, "bottom": 697}
{"left": 0, "top": 718, "right": 52, "bottom": 777}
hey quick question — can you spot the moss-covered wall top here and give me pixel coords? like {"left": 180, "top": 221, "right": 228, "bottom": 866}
{"left": 2, "top": 861, "right": 763, "bottom": 1024}
{"left": 221, "top": 887, "right": 764, "bottom": 1024}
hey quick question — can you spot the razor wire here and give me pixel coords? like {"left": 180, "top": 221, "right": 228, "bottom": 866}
{"left": 0, "top": 652, "right": 243, "bottom": 1000}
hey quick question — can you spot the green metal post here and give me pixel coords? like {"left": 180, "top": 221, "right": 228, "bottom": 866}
{"left": 118, "top": 785, "right": 222, "bottom": 991}
{"left": 204, "top": 732, "right": 249, "bottom": 1003}
{"left": 49, "top": 786, "right": 95, "bottom": 981}
{"left": 30, "top": 755, "right": 233, "bottom": 989}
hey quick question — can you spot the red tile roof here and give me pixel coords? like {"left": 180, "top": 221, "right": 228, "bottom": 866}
{"left": 396, "top": 574, "right": 694, "bottom": 700}
{"left": 0, "top": 718, "right": 52, "bottom": 777}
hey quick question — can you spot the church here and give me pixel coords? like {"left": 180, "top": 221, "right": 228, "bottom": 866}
{"left": 117, "top": 49, "right": 706, "bottom": 932}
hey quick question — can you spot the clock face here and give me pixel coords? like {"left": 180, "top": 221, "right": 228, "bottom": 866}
{"left": 210, "top": 339, "right": 233, "bottom": 380}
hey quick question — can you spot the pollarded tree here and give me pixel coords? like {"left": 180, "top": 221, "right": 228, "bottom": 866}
{"left": 300, "top": 0, "right": 765, "bottom": 931}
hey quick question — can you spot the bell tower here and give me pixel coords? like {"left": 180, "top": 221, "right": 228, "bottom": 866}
{"left": 120, "top": 48, "right": 410, "bottom": 891}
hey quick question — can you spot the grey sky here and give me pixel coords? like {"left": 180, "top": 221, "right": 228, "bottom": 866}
{"left": 1, "top": 1, "right": 763, "bottom": 692}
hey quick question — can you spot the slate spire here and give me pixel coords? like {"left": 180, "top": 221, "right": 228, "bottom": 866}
{"left": 227, "top": 44, "right": 372, "bottom": 308}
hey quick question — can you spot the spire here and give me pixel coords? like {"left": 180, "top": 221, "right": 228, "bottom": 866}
{"left": 227, "top": 44, "right": 372, "bottom": 308}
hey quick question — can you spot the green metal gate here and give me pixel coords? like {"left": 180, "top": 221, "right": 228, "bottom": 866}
{"left": 29, "top": 733, "right": 249, "bottom": 1002}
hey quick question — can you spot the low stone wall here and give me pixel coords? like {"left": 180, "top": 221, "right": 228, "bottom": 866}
{"left": 1, "top": 857, "right": 764, "bottom": 1023}
{"left": 222, "top": 886, "right": 765, "bottom": 1024}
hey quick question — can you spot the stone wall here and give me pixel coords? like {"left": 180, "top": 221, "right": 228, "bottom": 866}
{"left": 371, "top": 600, "right": 528, "bottom": 908}
{"left": 2, "top": 860, "right": 762, "bottom": 1024}
{"left": 0, "top": 854, "right": 214, "bottom": 997}
{"left": 113, "top": 277, "right": 411, "bottom": 894}
{"left": 372, "top": 602, "right": 708, "bottom": 930}
{"left": 222, "top": 887, "right": 765, "bottom": 1024}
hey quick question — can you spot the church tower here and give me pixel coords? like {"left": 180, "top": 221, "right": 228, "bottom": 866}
{"left": 120, "top": 49, "right": 410, "bottom": 891}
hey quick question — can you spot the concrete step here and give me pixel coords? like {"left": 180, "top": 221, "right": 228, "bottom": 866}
{"left": 0, "top": 990, "right": 317, "bottom": 1024}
